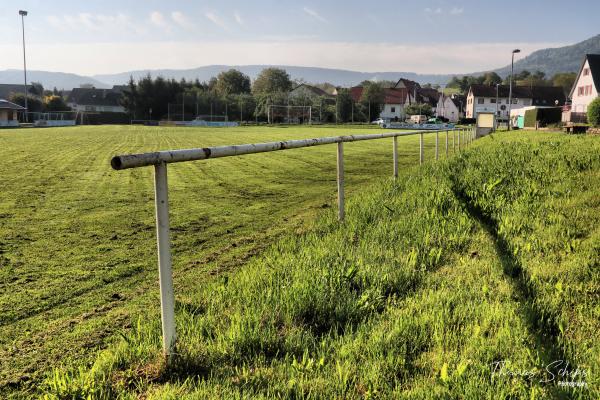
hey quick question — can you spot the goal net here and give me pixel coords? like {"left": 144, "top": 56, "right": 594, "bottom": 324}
{"left": 267, "top": 105, "right": 312, "bottom": 124}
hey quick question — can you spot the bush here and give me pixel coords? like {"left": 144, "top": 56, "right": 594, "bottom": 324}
{"left": 588, "top": 97, "right": 600, "bottom": 127}
{"left": 523, "top": 107, "right": 562, "bottom": 127}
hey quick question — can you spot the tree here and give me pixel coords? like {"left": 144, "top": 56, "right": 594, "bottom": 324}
{"left": 587, "top": 97, "right": 600, "bottom": 127}
{"left": 404, "top": 103, "right": 433, "bottom": 117}
{"left": 43, "top": 95, "right": 70, "bottom": 112}
{"left": 252, "top": 68, "right": 293, "bottom": 94}
{"left": 215, "top": 69, "right": 251, "bottom": 96}
{"left": 360, "top": 82, "right": 385, "bottom": 121}
{"left": 9, "top": 93, "right": 43, "bottom": 112}
{"left": 482, "top": 72, "right": 502, "bottom": 86}
{"left": 335, "top": 88, "right": 353, "bottom": 122}
{"left": 552, "top": 72, "right": 577, "bottom": 96}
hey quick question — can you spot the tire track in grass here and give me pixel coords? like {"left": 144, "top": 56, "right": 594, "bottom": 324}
{"left": 452, "top": 186, "right": 585, "bottom": 399}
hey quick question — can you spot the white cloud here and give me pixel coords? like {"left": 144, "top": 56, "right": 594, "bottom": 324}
{"left": 234, "top": 11, "right": 244, "bottom": 26}
{"left": 303, "top": 7, "right": 328, "bottom": 23}
{"left": 425, "top": 7, "right": 443, "bottom": 14}
{"left": 0, "top": 40, "right": 565, "bottom": 76}
{"left": 205, "top": 12, "right": 229, "bottom": 31}
{"left": 149, "top": 11, "right": 170, "bottom": 32}
{"left": 450, "top": 7, "right": 464, "bottom": 15}
{"left": 45, "top": 13, "right": 143, "bottom": 34}
{"left": 171, "top": 11, "right": 194, "bottom": 30}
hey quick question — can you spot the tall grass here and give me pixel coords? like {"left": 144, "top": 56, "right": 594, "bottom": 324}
{"left": 43, "top": 132, "right": 598, "bottom": 398}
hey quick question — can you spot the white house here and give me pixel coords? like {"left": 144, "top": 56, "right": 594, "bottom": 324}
{"left": 349, "top": 87, "right": 413, "bottom": 121}
{"left": 564, "top": 54, "right": 600, "bottom": 123}
{"left": 466, "top": 84, "right": 565, "bottom": 120}
{"left": 66, "top": 86, "right": 126, "bottom": 113}
{"left": 435, "top": 94, "right": 464, "bottom": 122}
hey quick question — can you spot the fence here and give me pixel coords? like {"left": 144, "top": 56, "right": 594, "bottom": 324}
{"left": 111, "top": 127, "right": 476, "bottom": 357}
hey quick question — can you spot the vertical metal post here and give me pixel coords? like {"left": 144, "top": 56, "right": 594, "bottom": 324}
{"left": 445, "top": 130, "right": 449, "bottom": 157}
{"left": 453, "top": 130, "right": 456, "bottom": 153}
{"left": 435, "top": 131, "right": 439, "bottom": 161}
{"left": 337, "top": 142, "right": 345, "bottom": 221}
{"left": 154, "top": 162, "right": 176, "bottom": 356}
{"left": 393, "top": 136, "right": 398, "bottom": 179}
{"left": 419, "top": 133, "right": 424, "bottom": 165}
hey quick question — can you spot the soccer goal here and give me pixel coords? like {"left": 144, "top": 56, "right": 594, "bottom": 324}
{"left": 267, "top": 105, "right": 312, "bottom": 124}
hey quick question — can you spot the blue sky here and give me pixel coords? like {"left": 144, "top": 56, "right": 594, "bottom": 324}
{"left": 0, "top": 0, "right": 598, "bottom": 75}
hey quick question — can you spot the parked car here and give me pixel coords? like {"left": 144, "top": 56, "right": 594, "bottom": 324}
{"left": 372, "top": 118, "right": 386, "bottom": 125}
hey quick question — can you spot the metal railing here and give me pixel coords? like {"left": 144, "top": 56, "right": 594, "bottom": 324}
{"left": 111, "top": 126, "right": 476, "bottom": 356}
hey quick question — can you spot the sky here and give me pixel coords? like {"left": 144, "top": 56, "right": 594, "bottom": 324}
{"left": 0, "top": 0, "right": 599, "bottom": 76}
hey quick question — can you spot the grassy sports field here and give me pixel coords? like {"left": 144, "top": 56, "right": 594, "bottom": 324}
{"left": 0, "top": 126, "right": 598, "bottom": 398}
{"left": 0, "top": 124, "right": 445, "bottom": 397}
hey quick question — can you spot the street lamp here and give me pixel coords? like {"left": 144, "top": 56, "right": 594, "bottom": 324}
{"left": 495, "top": 83, "right": 499, "bottom": 130}
{"left": 19, "top": 10, "right": 28, "bottom": 122}
{"left": 507, "top": 48, "right": 520, "bottom": 131}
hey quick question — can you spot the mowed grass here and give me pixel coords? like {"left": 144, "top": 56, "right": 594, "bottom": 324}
{"left": 0, "top": 124, "right": 454, "bottom": 397}
{"left": 36, "top": 130, "right": 599, "bottom": 399}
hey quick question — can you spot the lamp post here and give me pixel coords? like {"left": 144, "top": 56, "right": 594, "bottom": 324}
{"left": 495, "top": 83, "right": 499, "bottom": 130}
{"left": 19, "top": 10, "right": 28, "bottom": 122}
{"left": 507, "top": 48, "right": 520, "bottom": 131}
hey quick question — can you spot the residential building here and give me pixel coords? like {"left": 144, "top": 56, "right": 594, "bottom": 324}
{"left": 348, "top": 86, "right": 412, "bottom": 120}
{"left": 435, "top": 94, "right": 465, "bottom": 122}
{"left": 289, "top": 84, "right": 334, "bottom": 101}
{"left": 465, "top": 84, "right": 565, "bottom": 119}
{"left": 563, "top": 54, "right": 600, "bottom": 123}
{"left": 0, "top": 99, "right": 25, "bottom": 127}
{"left": 66, "top": 86, "right": 126, "bottom": 113}
{"left": 0, "top": 83, "right": 43, "bottom": 101}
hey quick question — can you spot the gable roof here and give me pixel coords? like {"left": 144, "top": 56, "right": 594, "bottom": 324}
{"left": 569, "top": 54, "right": 600, "bottom": 98}
{"left": 394, "top": 78, "right": 421, "bottom": 92}
{"left": 469, "top": 84, "right": 565, "bottom": 105}
{"left": 66, "top": 87, "right": 123, "bottom": 107}
{"left": 0, "top": 84, "right": 26, "bottom": 100}
{"left": 290, "top": 84, "right": 334, "bottom": 98}
{"left": 0, "top": 99, "right": 26, "bottom": 110}
{"left": 348, "top": 87, "right": 410, "bottom": 104}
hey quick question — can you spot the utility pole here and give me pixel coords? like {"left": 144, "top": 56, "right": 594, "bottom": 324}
{"left": 507, "top": 49, "right": 520, "bottom": 131}
{"left": 19, "top": 10, "right": 28, "bottom": 122}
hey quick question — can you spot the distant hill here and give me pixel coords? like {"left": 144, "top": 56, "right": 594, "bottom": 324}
{"left": 92, "top": 65, "right": 454, "bottom": 87}
{"left": 1, "top": 34, "right": 599, "bottom": 90}
{"left": 492, "top": 34, "right": 600, "bottom": 77}
{"left": 0, "top": 69, "right": 109, "bottom": 91}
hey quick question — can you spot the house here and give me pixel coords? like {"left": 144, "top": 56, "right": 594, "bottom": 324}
{"left": 348, "top": 86, "right": 412, "bottom": 120}
{"left": 563, "top": 54, "right": 600, "bottom": 123}
{"left": 66, "top": 86, "right": 126, "bottom": 113}
{"left": 435, "top": 94, "right": 465, "bottom": 122}
{"left": 289, "top": 84, "right": 335, "bottom": 101}
{"left": 0, "top": 99, "right": 25, "bottom": 127}
{"left": 465, "top": 84, "right": 565, "bottom": 120}
{"left": 0, "top": 83, "right": 43, "bottom": 101}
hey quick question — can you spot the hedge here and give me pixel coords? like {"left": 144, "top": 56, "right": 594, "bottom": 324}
{"left": 588, "top": 97, "right": 600, "bottom": 127}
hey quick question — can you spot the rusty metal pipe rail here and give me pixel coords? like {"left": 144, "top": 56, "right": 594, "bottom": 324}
{"left": 110, "top": 126, "right": 475, "bottom": 358}
{"left": 113, "top": 130, "right": 442, "bottom": 170}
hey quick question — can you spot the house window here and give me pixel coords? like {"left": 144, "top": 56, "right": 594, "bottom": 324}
{"left": 477, "top": 98, "right": 484, "bottom": 104}
{"left": 490, "top": 98, "right": 496, "bottom": 103}
{"left": 583, "top": 68, "right": 590, "bottom": 76}
{"left": 512, "top": 98, "right": 518, "bottom": 104}
{"left": 391, "top": 107, "right": 396, "bottom": 113}
{"left": 578, "top": 86, "right": 585, "bottom": 96}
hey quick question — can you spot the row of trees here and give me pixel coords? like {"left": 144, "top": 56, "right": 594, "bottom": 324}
{"left": 446, "top": 70, "right": 577, "bottom": 95}
{"left": 121, "top": 68, "right": 392, "bottom": 123}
